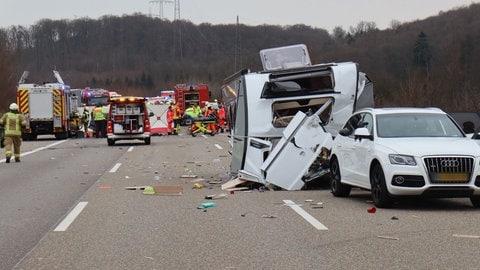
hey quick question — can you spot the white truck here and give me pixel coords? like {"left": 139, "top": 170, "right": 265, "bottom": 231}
{"left": 16, "top": 71, "right": 81, "bottom": 140}
{"left": 221, "top": 44, "right": 374, "bottom": 190}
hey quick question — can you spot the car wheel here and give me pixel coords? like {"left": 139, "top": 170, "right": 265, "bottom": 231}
{"left": 107, "top": 139, "right": 115, "bottom": 146}
{"left": 370, "top": 164, "right": 392, "bottom": 208}
{"left": 330, "top": 157, "right": 351, "bottom": 197}
{"left": 144, "top": 137, "right": 151, "bottom": 145}
{"left": 470, "top": 196, "right": 480, "bottom": 208}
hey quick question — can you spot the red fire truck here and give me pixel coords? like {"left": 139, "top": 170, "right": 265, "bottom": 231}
{"left": 173, "top": 84, "right": 210, "bottom": 114}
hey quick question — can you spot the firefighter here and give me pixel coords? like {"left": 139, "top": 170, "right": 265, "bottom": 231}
{"left": 82, "top": 106, "right": 90, "bottom": 137}
{"left": 0, "top": 103, "right": 26, "bottom": 163}
{"left": 166, "top": 105, "right": 174, "bottom": 135}
{"left": 217, "top": 103, "right": 227, "bottom": 132}
{"left": 171, "top": 101, "right": 181, "bottom": 135}
{"left": 92, "top": 104, "right": 107, "bottom": 138}
{"left": 204, "top": 105, "right": 218, "bottom": 133}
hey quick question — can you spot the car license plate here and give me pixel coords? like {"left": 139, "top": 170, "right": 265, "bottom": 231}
{"left": 433, "top": 173, "right": 469, "bottom": 182}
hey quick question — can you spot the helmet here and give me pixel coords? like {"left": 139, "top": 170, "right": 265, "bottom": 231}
{"left": 9, "top": 103, "right": 18, "bottom": 110}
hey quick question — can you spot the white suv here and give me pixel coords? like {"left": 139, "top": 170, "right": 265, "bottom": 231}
{"left": 329, "top": 107, "right": 480, "bottom": 208}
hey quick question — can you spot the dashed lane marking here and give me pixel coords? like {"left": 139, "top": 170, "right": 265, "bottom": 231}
{"left": 109, "top": 163, "right": 122, "bottom": 173}
{"left": 283, "top": 199, "right": 328, "bottom": 230}
{"left": 214, "top": 144, "right": 222, "bottom": 150}
{"left": 54, "top": 201, "right": 88, "bottom": 232}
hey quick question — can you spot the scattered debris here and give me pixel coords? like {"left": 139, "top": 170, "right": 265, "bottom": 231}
{"left": 190, "top": 178, "right": 205, "bottom": 183}
{"left": 261, "top": 214, "right": 277, "bottom": 218}
{"left": 221, "top": 178, "right": 247, "bottom": 190}
{"left": 377, "top": 235, "right": 400, "bottom": 240}
{"left": 181, "top": 174, "right": 198, "bottom": 178}
{"left": 304, "top": 199, "right": 314, "bottom": 202}
{"left": 311, "top": 202, "right": 324, "bottom": 209}
{"left": 205, "top": 193, "right": 228, "bottom": 200}
{"left": 391, "top": 216, "right": 399, "bottom": 220}
{"left": 142, "top": 185, "right": 183, "bottom": 196}
{"left": 152, "top": 185, "right": 183, "bottom": 196}
{"left": 452, "top": 234, "right": 480, "bottom": 239}
{"left": 198, "top": 202, "right": 217, "bottom": 209}
{"left": 125, "top": 186, "right": 149, "bottom": 190}
{"left": 193, "top": 183, "right": 203, "bottom": 189}
{"left": 367, "top": 207, "right": 377, "bottom": 213}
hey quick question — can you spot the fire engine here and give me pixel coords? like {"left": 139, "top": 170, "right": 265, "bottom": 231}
{"left": 173, "top": 83, "right": 210, "bottom": 114}
{"left": 81, "top": 88, "right": 110, "bottom": 106}
{"left": 16, "top": 71, "right": 82, "bottom": 140}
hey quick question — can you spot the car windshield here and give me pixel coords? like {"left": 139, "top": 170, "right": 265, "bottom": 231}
{"left": 376, "top": 113, "right": 465, "bottom": 138}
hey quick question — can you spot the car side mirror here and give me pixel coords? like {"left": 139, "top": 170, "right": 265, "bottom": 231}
{"left": 338, "top": 128, "right": 351, "bottom": 136}
{"left": 354, "top": 127, "right": 373, "bottom": 140}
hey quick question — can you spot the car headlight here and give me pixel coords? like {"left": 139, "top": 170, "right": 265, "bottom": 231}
{"left": 389, "top": 154, "right": 417, "bottom": 166}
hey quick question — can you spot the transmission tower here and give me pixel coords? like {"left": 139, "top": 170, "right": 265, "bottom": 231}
{"left": 149, "top": 0, "right": 173, "bottom": 19}
{"left": 173, "top": 0, "right": 184, "bottom": 80}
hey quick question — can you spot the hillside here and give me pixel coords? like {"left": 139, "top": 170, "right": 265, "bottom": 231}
{"left": 0, "top": 3, "right": 480, "bottom": 112}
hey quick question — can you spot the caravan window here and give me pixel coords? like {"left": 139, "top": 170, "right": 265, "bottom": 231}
{"left": 261, "top": 69, "right": 334, "bottom": 98}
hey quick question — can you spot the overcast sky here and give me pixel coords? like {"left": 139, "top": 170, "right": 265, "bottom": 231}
{"left": 1, "top": 0, "right": 478, "bottom": 32}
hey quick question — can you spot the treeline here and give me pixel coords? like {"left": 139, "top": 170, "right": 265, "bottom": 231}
{"left": 0, "top": 3, "right": 480, "bottom": 113}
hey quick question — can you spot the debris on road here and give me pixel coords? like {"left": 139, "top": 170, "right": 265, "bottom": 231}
{"left": 205, "top": 193, "right": 228, "bottom": 200}
{"left": 377, "top": 235, "right": 400, "bottom": 240}
{"left": 367, "top": 207, "right": 377, "bottom": 213}
{"left": 198, "top": 202, "right": 217, "bottom": 209}
{"left": 193, "top": 183, "right": 203, "bottom": 189}
{"left": 452, "top": 234, "right": 480, "bottom": 239}
{"left": 142, "top": 185, "right": 183, "bottom": 196}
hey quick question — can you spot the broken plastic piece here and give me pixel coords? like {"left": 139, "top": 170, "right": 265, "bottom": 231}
{"left": 198, "top": 202, "right": 217, "bottom": 209}
{"left": 367, "top": 207, "right": 377, "bottom": 213}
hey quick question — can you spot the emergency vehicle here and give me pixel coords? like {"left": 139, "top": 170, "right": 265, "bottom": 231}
{"left": 106, "top": 96, "right": 152, "bottom": 146}
{"left": 16, "top": 71, "right": 82, "bottom": 140}
{"left": 81, "top": 88, "right": 110, "bottom": 106}
{"left": 173, "top": 83, "right": 210, "bottom": 114}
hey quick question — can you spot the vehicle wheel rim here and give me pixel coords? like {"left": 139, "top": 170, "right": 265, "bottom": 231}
{"left": 331, "top": 161, "right": 339, "bottom": 191}
{"left": 372, "top": 170, "right": 381, "bottom": 201}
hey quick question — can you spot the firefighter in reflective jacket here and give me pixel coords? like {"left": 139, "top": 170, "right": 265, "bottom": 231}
{"left": 166, "top": 105, "right": 174, "bottom": 135}
{"left": 171, "top": 101, "right": 181, "bottom": 135}
{"left": 0, "top": 103, "right": 26, "bottom": 163}
{"left": 92, "top": 104, "right": 107, "bottom": 138}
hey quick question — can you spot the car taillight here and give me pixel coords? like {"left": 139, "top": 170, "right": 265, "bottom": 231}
{"left": 144, "top": 119, "right": 150, "bottom": 132}
{"left": 107, "top": 121, "right": 113, "bottom": 133}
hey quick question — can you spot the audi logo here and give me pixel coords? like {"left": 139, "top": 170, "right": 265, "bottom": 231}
{"left": 441, "top": 160, "right": 459, "bottom": 167}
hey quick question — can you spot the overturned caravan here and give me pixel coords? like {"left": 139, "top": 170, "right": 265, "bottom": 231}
{"left": 221, "top": 44, "right": 373, "bottom": 190}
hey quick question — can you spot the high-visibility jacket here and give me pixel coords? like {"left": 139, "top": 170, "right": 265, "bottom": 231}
{"left": 172, "top": 105, "right": 181, "bottom": 120}
{"left": 166, "top": 108, "right": 174, "bottom": 123}
{"left": 218, "top": 107, "right": 226, "bottom": 120}
{"left": 92, "top": 107, "right": 106, "bottom": 121}
{"left": 0, "top": 112, "right": 26, "bottom": 136}
{"left": 184, "top": 107, "right": 197, "bottom": 118}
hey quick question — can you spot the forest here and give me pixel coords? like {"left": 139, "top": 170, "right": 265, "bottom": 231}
{"left": 0, "top": 3, "right": 479, "bottom": 113}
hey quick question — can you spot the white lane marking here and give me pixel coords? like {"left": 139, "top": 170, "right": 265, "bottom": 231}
{"left": 109, "top": 163, "right": 122, "bottom": 173}
{"left": 214, "top": 144, "right": 223, "bottom": 150}
{"left": 54, "top": 201, "right": 88, "bottom": 232}
{"left": 1, "top": 140, "right": 67, "bottom": 163}
{"left": 127, "top": 146, "right": 134, "bottom": 152}
{"left": 283, "top": 199, "right": 328, "bottom": 231}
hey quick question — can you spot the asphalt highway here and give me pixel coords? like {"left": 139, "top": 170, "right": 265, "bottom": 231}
{"left": 1, "top": 131, "right": 479, "bottom": 270}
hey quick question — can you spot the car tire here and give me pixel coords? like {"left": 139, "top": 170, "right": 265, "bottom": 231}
{"left": 330, "top": 157, "right": 351, "bottom": 197}
{"left": 470, "top": 196, "right": 480, "bottom": 208}
{"left": 370, "top": 163, "right": 392, "bottom": 208}
{"left": 144, "top": 137, "right": 151, "bottom": 145}
{"left": 107, "top": 139, "right": 115, "bottom": 146}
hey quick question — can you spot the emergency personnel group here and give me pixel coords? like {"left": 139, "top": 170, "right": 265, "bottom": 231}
{"left": 1, "top": 99, "right": 226, "bottom": 163}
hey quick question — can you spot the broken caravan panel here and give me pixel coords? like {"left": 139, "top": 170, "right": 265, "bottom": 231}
{"left": 221, "top": 44, "right": 374, "bottom": 190}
